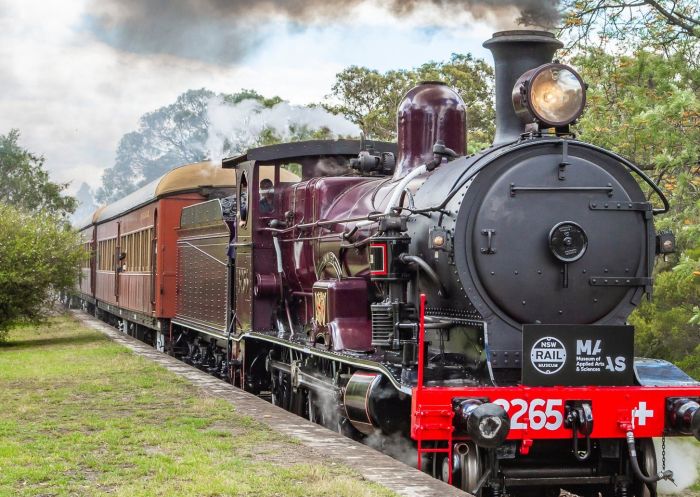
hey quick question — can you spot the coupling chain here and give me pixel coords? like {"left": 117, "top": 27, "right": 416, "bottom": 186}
{"left": 662, "top": 435, "right": 666, "bottom": 471}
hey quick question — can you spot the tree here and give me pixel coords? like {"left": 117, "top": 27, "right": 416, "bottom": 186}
{"left": 324, "top": 54, "right": 495, "bottom": 153}
{"left": 0, "top": 129, "right": 77, "bottom": 218}
{"left": 572, "top": 48, "right": 700, "bottom": 179}
{"left": 256, "top": 124, "right": 335, "bottom": 148}
{"left": 323, "top": 66, "right": 411, "bottom": 144}
{"left": 415, "top": 54, "right": 496, "bottom": 151}
{"left": 96, "top": 89, "right": 215, "bottom": 203}
{"left": 97, "top": 132, "right": 148, "bottom": 204}
{"left": 0, "top": 203, "right": 83, "bottom": 339}
{"left": 562, "top": 0, "right": 699, "bottom": 56}
{"left": 223, "top": 88, "right": 283, "bottom": 107}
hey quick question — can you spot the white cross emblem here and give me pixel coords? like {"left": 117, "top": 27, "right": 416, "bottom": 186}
{"left": 632, "top": 401, "right": 654, "bottom": 426}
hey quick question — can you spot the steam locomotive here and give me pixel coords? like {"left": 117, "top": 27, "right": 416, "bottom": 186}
{"left": 75, "top": 30, "right": 700, "bottom": 497}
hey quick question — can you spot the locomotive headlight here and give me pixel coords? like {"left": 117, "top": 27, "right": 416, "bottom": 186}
{"left": 513, "top": 63, "right": 586, "bottom": 128}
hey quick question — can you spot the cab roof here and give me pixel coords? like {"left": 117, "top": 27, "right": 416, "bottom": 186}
{"left": 223, "top": 139, "right": 397, "bottom": 168}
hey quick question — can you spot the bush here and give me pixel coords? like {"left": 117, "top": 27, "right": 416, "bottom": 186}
{"left": 0, "top": 203, "right": 83, "bottom": 339}
{"left": 677, "top": 345, "right": 700, "bottom": 381}
{"left": 629, "top": 192, "right": 700, "bottom": 380}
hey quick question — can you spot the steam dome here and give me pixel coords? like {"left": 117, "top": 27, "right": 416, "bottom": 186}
{"left": 394, "top": 81, "right": 466, "bottom": 180}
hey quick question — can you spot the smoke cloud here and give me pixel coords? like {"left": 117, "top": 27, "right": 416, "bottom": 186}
{"left": 205, "top": 96, "right": 360, "bottom": 163}
{"left": 88, "top": 0, "right": 562, "bottom": 64}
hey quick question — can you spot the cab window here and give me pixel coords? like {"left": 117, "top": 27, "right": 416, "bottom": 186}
{"left": 259, "top": 165, "right": 276, "bottom": 215}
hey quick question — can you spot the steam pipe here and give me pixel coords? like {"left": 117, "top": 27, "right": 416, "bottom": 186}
{"left": 385, "top": 164, "right": 427, "bottom": 214}
{"left": 483, "top": 30, "right": 563, "bottom": 145}
{"left": 399, "top": 253, "right": 448, "bottom": 297}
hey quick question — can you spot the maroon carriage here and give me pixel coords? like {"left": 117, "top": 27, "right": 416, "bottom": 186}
{"left": 76, "top": 161, "right": 235, "bottom": 343}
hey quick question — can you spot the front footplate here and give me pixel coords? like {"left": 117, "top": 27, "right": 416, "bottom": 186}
{"left": 411, "top": 384, "right": 700, "bottom": 442}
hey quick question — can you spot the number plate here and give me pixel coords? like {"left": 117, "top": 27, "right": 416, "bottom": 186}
{"left": 494, "top": 398, "right": 564, "bottom": 431}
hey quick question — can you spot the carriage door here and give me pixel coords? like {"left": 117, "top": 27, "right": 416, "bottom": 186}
{"left": 233, "top": 167, "right": 253, "bottom": 331}
{"left": 151, "top": 209, "right": 158, "bottom": 313}
{"left": 114, "top": 221, "right": 121, "bottom": 301}
{"left": 90, "top": 231, "right": 97, "bottom": 296}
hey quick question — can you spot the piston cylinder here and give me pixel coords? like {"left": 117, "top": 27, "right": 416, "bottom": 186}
{"left": 343, "top": 372, "right": 410, "bottom": 435}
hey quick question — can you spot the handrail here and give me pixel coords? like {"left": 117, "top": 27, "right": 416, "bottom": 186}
{"left": 417, "top": 294, "right": 426, "bottom": 389}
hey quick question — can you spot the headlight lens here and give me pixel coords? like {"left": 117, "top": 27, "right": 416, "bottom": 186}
{"left": 513, "top": 63, "right": 586, "bottom": 127}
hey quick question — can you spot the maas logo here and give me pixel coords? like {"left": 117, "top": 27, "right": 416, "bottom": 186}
{"left": 530, "top": 336, "right": 567, "bottom": 375}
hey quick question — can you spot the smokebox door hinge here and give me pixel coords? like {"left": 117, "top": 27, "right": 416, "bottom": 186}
{"left": 589, "top": 201, "right": 653, "bottom": 219}
{"left": 588, "top": 277, "right": 652, "bottom": 287}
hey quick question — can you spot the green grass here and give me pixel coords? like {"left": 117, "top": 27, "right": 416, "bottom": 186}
{"left": 0, "top": 315, "right": 396, "bottom": 497}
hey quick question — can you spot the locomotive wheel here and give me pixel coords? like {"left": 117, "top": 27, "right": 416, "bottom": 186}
{"left": 281, "top": 377, "right": 292, "bottom": 410}
{"left": 451, "top": 442, "right": 483, "bottom": 495}
{"left": 336, "top": 417, "right": 356, "bottom": 437}
{"left": 425, "top": 442, "right": 489, "bottom": 494}
{"left": 307, "top": 389, "right": 351, "bottom": 435}
{"left": 290, "top": 388, "right": 306, "bottom": 417}
{"left": 271, "top": 372, "right": 297, "bottom": 412}
{"left": 429, "top": 448, "right": 449, "bottom": 483}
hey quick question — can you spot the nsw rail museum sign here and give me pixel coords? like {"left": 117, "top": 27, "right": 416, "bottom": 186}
{"left": 522, "top": 325, "right": 634, "bottom": 386}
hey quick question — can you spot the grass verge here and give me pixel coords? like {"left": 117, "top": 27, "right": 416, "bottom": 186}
{"left": 0, "top": 315, "right": 397, "bottom": 497}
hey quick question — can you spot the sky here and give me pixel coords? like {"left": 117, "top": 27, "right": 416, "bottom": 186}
{"left": 0, "top": 0, "right": 517, "bottom": 194}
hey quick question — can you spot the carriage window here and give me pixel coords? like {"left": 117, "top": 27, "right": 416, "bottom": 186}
{"left": 239, "top": 171, "right": 249, "bottom": 227}
{"left": 97, "top": 238, "right": 117, "bottom": 271}
{"left": 259, "top": 165, "right": 276, "bottom": 214}
{"left": 117, "top": 228, "right": 154, "bottom": 272}
{"left": 81, "top": 242, "right": 92, "bottom": 269}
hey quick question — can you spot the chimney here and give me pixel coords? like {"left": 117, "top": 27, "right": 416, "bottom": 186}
{"left": 483, "top": 30, "right": 563, "bottom": 146}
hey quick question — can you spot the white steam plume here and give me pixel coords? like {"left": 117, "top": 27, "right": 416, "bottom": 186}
{"left": 363, "top": 431, "right": 418, "bottom": 468}
{"left": 655, "top": 438, "right": 700, "bottom": 494}
{"left": 205, "top": 96, "right": 360, "bottom": 163}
